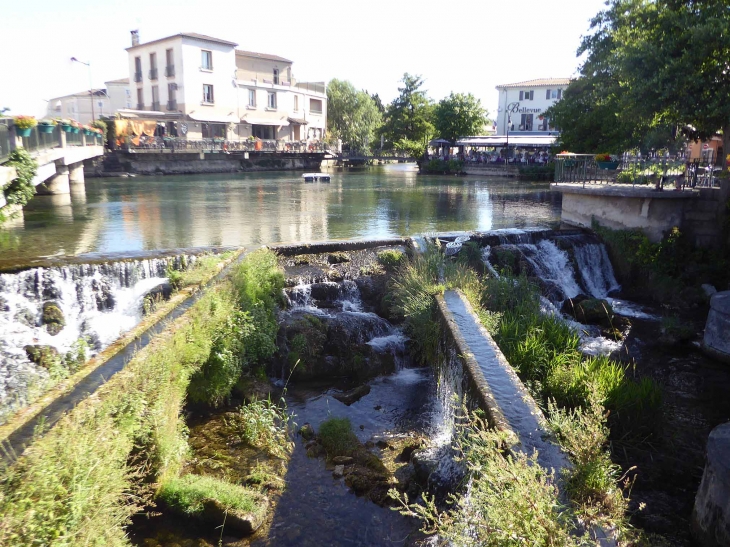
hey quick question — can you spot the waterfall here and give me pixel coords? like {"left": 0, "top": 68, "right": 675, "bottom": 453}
{"left": 519, "top": 240, "right": 583, "bottom": 301}
{"left": 0, "top": 255, "right": 194, "bottom": 423}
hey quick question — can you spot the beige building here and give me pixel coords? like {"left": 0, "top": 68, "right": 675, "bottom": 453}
{"left": 46, "top": 89, "right": 111, "bottom": 125}
{"left": 122, "top": 31, "right": 327, "bottom": 143}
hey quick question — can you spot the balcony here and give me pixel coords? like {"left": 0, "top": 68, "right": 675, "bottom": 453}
{"left": 134, "top": 72, "right": 143, "bottom": 83}
{"left": 152, "top": 101, "right": 160, "bottom": 111}
{"left": 167, "top": 100, "right": 177, "bottom": 111}
{"left": 149, "top": 68, "right": 158, "bottom": 80}
{"left": 136, "top": 103, "right": 144, "bottom": 110}
{"left": 165, "top": 65, "right": 175, "bottom": 77}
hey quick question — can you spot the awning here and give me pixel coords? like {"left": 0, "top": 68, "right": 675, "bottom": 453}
{"left": 117, "top": 108, "right": 167, "bottom": 118}
{"left": 456, "top": 135, "right": 557, "bottom": 147}
{"left": 429, "top": 138, "right": 452, "bottom": 145}
{"left": 287, "top": 117, "right": 308, "bottom": 125}
{"left": 187, "top": 112, "right": 238, "bottom": 123}
{"left": 241, "top": 114, "right": 289, "bottom": 127}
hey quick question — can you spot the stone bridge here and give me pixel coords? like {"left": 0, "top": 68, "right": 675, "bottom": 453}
{"left": 0, "top": 123, "right": 104, "bottom": 210}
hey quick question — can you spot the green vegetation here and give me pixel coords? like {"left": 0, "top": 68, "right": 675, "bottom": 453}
{"left": 1, "top": 148, "right": 38, "bottom": 222}
{"left": 380, "top": 74, "right": 435, "bottom": 156}
{"left": 547, "top": 0, "right": 730, "bottom": 153}
{"left": 517, "top": 163, "right": 555, "bottom": 181}
{"left": 318, "top": 417, "right": 359, "bottom": 458}
{"left": 376, "top": 249, "right": 405, "bottom": 270}
{"left": 433, "top": 92, "right": 488, "bottom": 145}
{"left": 226, "top": 397, "right": 293, "bottom": 458}
{"left": 0, "top": 250, "right": 285, "bottom": 546}
{"left": 422, "top": 158, "right": 464, "bottom": 174}
{"left": 159, "top": 474, "right": 264, "bottom": 516}
{"left": 392, "top": 416, "right": 579, "bottom": 546}
{"left": 326, "top": 79, "right": 384, "bottom": 154}
{"left": 595, "top": 223, "right": 730, "bottom": 307}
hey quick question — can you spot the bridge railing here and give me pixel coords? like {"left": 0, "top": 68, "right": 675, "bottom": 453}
{"left": 0, "top": 125, "right": 10, "bottom": 164}
{"left": 18, "top": 126, "right": 61, "bottom": 154}
{"left": 554, "top": 154, "right": 720, "bottom": 189}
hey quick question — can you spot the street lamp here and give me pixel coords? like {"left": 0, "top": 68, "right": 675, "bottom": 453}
{"left": 70, "top": 57, "right": 94, "bottom": 122}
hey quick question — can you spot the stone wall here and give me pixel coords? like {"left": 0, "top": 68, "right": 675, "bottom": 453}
{"left": 552, "top": 182, "right": 730, "bottom": 247}
{"left": 85, "top": 151, "right": 323, "bottom": 177}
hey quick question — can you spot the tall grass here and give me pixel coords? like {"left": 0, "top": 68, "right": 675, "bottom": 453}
{"left": 0, "top": 250, "right": 285, "bottom": 546}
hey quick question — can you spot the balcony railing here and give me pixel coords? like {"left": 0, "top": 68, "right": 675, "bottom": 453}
{"left": 151, "top": 101, "right": 160, "bottom": 111}
{"left": 165, "top": 65, "right": 175, "bottom": 77}
{"left": 134, "top": 71, "right": 142, "bottom": 83}
{"left": 167, "top": 100, "right": 177, "bottom": 111}
{"left": 126, "top": 137, "right": 333, "bottom": 154}
{"left": 149, "top": 68, "right": 158, "bottom": 80}
{"left": 136, "top": 103, "right": 144, "bottom": 110}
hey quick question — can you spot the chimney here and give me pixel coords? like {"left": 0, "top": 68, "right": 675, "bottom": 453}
{"left": 131, "top": 30, "right": 139, "bottom": 46}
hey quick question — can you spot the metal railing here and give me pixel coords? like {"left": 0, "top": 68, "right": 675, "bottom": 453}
{"left": 151, "top": 101, "right": 160, "bottom": 111}
{"left": 126, "top": 137, "right": 332, "bottom": 153}
{"left": 165, "top": 65, "right": 175, "bottom": 77}
{"left": 18, "top": 126, "right": 60, "bottom": 153}
{"left": 134, "top": 72, "right": 142, "bottom": 83}
{"left": 149, "top": 68, "right": 158, "bottom": 80}
{"left": 553, "top": 154, "right": 721, "bottom": 189}
{"left": 295, "top": 82, "right": 326, "bottom": 95}
{"left": 167, "top": 100, "right": 177, "bottom": 111}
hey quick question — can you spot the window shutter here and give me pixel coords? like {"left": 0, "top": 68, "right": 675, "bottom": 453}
{"left": 558, "top": 89, "right": 562, "bottom": 99}
{"left": 530, "top": 90, "right": 534, "bottom": 100}
{"left": 546, "top": 89, "right": 551, "bottom": 99}
{"left": 519, "top": 91, "right": 524, "bottom": 101}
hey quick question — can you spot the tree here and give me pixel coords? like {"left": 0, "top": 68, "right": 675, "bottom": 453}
{"left": 547, "top": 0, "right": 730, "bottom": 154}
{"left": 433, "top": 92, "right": 488, "bottom": 144}
{"left": 380, "top": 73, "right": 435, "bottom": 154}
{"left": 326, "top": 79, "right": 383, "bottom": 153}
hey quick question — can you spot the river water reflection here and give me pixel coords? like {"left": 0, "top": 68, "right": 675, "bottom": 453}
{"left": 0, "top": 164, "right": 561, "bottom": 269}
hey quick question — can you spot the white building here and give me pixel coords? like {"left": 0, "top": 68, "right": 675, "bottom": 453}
{"left": 45, "top": 78, "right": 130, "bottom": 124}
{"left": 123, "top": 31, "right": 327, "bottom": 142}
{"left": 495, "top": 78, "right": 570, "bottom": 136}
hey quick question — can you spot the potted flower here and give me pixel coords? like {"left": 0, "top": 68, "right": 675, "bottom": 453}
{"left": 13, "top": 115, "right": 37, "bottom": 137}
{"left": 37, "top": 119, "right": 57, "bottom": 134}
{"left": 595, "top": 153, "right": 619, "bottom": 169}
{"left": 82, "top": 125, "right": 93, "bottom": 136}
{"left": 58, "top": 118, "right": 73, "bottom": 132}
{"left": 70, "top": 120, "right": 80, "bottom": 134}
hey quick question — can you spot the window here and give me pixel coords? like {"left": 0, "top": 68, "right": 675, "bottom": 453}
{"left": 134, "top": 56, "right": 142, "bottom": 82}
{"left": 309, "top": 98, "right": 323, "bottom": 113}
{"left": 293, "top": 95, "right": 299, "bottom": 111}
{"left": 202, "top": 122, "right": 226, "bottom": 139}
{"left": 557, "top": 88, "right": 563, "bottom": 99}
{"left": 136, "top": 88, "right": 144, "bottom": 109}
{"left": 203, "top": 84, "right": 214, "bottom": 104}
{"left": 165, "top": 48, "right": 175, "bottom": 77}
{"left": 546, "top": 89, "right": 559, "bottom": 99}
{"left": 201, "top": 50, "right": 213, "bottom": 70}
{"left": 151, "top": 85, "right": 159, "bottom": 110}
{"left": 248, "top": 89, "right": 256, "bottom": 107}
{"left": 273, "top": 68, "right": 279, "bottom": 85}
{"left": 520, "top": 113, "right": 533, "bottom": 131}
{"left": 519, "top": 90, "right": 534, "bottom": 101}
{"left": 167, "top": 83, "right": 177, "bottom": 110}
{"left": 267, "top": 91, "right": 277, "bottom": 109}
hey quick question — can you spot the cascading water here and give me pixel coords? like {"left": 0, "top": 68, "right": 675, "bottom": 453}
{"left": 0, "top": 255, "right": 194, "bottom": 423}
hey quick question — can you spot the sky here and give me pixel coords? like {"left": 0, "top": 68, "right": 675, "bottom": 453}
{"left": 0, "top": 0, "right": 607, "bottom": 119}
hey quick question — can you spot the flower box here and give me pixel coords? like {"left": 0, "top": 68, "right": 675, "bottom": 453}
{"left": 38, "top": 124, "right": 55, "bottom": 134}
{"left": 16, "top": 127, "right": 32, "bottom": 137}
{"left": 597, "top": 161, "right": 620, "bottom": 169}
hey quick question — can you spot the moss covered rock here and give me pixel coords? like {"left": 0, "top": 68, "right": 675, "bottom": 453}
{"left": 23, "top": 344, "right": 59, "bottom": 368}
{"left": 41, "top": 301, "right": 65, "bottom": 336}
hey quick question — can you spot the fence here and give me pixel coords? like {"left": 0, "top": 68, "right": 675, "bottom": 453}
{"left": 127, "top": 137, "right": 331, "bottom": 154}
{"left": 554, "top": 154, "right": 721, "bottom": 189}
{"left": 0, "top": 125, "right": 10, "bottom": 163}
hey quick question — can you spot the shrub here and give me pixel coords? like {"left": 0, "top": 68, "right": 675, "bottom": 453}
{"left": 318, "top": 417, "right": 359, "bottom": 458}
{"left": 226, "top": 397, "right": 293, "bottom": 458}
{"left": 377, "top": 249, "right": 405, "bottom": 270}
{"left": 3, "top": 148, "right": 37, "bottom": 209}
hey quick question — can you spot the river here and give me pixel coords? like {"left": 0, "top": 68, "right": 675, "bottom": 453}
{"left": 0, "top": 164, "right": 561, "bottom": 270}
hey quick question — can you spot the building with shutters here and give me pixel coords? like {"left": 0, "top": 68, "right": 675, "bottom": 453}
{"left": 494, "top": 78, "right": 570, "bottom": 137}
{"left": 121, "top": 31, "right": 327, "bottom": 143}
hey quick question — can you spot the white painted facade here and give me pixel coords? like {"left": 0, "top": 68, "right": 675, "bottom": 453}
{"left": 45, "top": 90, "right": 112, "bottom": 125}
{"left": 124, "top": 32, "right": 327, "bottom": 142}
{"left": 495, "top": 78, "right": 570, "bottom": 136}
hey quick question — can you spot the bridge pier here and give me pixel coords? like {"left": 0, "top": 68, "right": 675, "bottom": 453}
{"left": 68, "top": 162, "right": 85, "bottom": 185}
{"left": 36, "top": 163, "right": 70, "bottom": 195}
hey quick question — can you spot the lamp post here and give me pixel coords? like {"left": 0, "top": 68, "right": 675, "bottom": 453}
{"left": 505, "top": 114, "right": 511, "bottom": 162}
{"left": 70, "top": 57, "right": 94, "bottom": 122}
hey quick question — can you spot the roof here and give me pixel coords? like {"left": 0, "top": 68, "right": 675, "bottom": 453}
{"left": 49, "top": 89, "right": 108, "bottom": 100}
{"left": 105, "top": 77, "right": 129, "bottom": 85}
{"left": 235, "top": 49, "right": 292, "bottom": 63}
{"left": 126, "top": 32, "right": 238, "bottom": 50}
{"left": 495, "top": 78, "right": 571, "bottom": 89}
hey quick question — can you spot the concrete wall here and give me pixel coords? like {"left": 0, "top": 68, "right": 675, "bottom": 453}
{"left": 552, "top": 182, "right": 730, "bottom": 246}
{"left": 87, "top": 151, "right": 323, "bottom": 176}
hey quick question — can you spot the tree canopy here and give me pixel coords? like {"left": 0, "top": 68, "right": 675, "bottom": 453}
{"left": 380, "top": 74, "right": 435, "bottom": 153}
{"left": 326, "top": 79, "right": 383, "bottom": 153}
{"left": 547, "top": 0, "right": 730, "bottom": 154}
{"left": 433, "top": 92, "right": 488, "bottom": 144}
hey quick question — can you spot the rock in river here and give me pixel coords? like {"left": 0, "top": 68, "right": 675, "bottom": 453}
{"left": 333, "top": 384, "right": 371, "bottom": 406}
{"left": 24, "top": 344, "right": 59, "bottom": 368}
{"left": 41, "top": 301, "right": 65, "bottom": 336}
